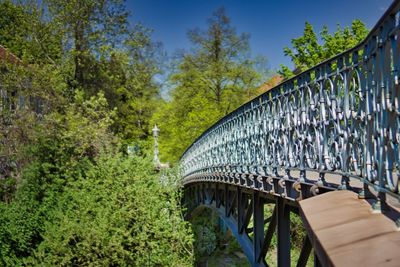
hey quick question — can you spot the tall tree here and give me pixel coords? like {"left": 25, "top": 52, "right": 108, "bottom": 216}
{"left": 45, "top": 0, "right": 129, "bottom": 91}
{"left": 0, "top": 0, "right": 62, "bottom": 64}
{"left": 153, "top": 8, "right": 267, "bottom": 162}
{"left": 45, "top": 0, "right": 162, "bottom": 140}
{"left": 179, "top": 7, "right": 264, "bottom": 111}
{"left": 280, "top": 20, "right": 368, "bottom": 78}
{"left": 108, "top": 26, "right": 163, "bottom": 140}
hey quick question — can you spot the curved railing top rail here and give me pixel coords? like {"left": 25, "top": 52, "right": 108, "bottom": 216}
{"left": 181, "top": 0, "right": 400, "bottom": 202}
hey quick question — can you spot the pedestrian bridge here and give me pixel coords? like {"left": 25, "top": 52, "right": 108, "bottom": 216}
{"left": 180, "top": 1, "right": 400, "bottom": 266}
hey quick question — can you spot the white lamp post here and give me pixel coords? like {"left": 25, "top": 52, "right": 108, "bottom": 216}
{"left": 152, "top": 124, "right": 160, "bottom": 167}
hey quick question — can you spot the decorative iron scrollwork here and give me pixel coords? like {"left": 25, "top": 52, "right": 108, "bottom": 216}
{"left": 181, "top": 1, "right": 400, "bottom": 203}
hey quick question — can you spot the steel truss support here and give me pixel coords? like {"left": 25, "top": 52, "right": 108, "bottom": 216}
{"left": 253, "top": 190, "right": 265, "bottom": 266}
{"left": 277, "top": 197, "right": 290, "bottom": 267}
{"left": 185, "top": 182, "right": 316, "bottom": 267}
{"left": 258, "top": 206, "right": 276, "bottom": 263}
{"left": 296, "top": 236, "right": 312, "bottom": 267}
{"left": 314, "top": 253, "right": 322, "bottom": 267}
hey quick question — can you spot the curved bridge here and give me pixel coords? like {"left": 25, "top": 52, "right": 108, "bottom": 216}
{"left": 181, "top": 1, "right": 400, "bottom": 266}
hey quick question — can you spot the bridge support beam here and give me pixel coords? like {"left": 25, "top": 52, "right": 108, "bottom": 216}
{"left": 186, "top": 183, "right": 307, "bottom": 267}
{"left": 259, "top": 206, "right": 276, "bottom": 263}
{"left": 277, "top": 197, "right": 290, "bottom": 267}
{"left": 253, "top": 190, "right": 265, "bottom": 266}
{"left": 296, "top": 236, "right": 312, "bottom": 267}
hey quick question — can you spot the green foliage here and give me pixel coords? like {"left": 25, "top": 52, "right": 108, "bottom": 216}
{"left": 226, "top": 238, "right": 241, "bottom": 254}
{"left": 320, "top": 19, "right": 368, "bottom": 58}
{"left": 27, "top": 92, "right": 116, "bottom": 190}
{"left": 42, "top": 0, "right": 162, "bottom": 140}
{"left": 153, "top": 94, "right": 222, "bottom": 163}
{"left": 0, "top": 0, "right": 161, "bottom": 140}
{"left": 0, "top": 190, "right": 43, "bottom": 266}
{"left": 105, "top": 30, "right": 162, "bottom": 140}
{"left": 0, "top": 91, "right": 193, "bottom": 266}
{"left": 190, "top": 208, "right": 220, "bottom": 260}
{"left": 193, "top": 225, "right": 217, "bottom": 257}
{"left": 280, "top": 20, "right": 368, "bottom": 78}
{"left": 45, "top": 0, "right": 129, "bottom": 90}
{"left": 27, "top": 155, "right": 193, "bottom": 266}
{"left": 0, "top": 91, "right": 115, "bottom": 263}
{"left": 0, "top": 0, "right": 62, "bottom": 63}
{"left": 153, "top": 8, "right": 267, "bottom": 162}
{"left": 0, "top": 63, "right": 67, "bottom": 201}
{"left": 0, "top": 1, "right": 194, "bottom": 266}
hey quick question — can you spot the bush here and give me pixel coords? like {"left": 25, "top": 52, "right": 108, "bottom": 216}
{"left": 27, "top": 154, "right": 193, "bottom": 266}
{"left": 193, "top": 225, "right": 216, "bottom": 257}
{"left": 0, "top": 93, "right": 194, "bottom": 266}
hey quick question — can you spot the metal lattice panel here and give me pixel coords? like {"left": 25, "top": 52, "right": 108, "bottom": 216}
{"left": 181, "top": 0, "right": 400, "bottom": 204}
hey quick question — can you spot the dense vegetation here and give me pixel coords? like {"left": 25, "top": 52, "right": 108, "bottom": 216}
{"left": 0, "top": 0, "right": 191, "bottom": 265}
{"left": 0, "top": 0, "right": 369, "bottom": 266}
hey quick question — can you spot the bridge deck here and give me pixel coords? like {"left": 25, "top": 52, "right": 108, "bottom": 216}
{"left": 300, "top": 190, "right": 400, "bottom": 267}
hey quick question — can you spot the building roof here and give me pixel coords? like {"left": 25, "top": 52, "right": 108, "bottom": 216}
{"left": 0, "top": 45, "right": 22, "bottom": 65}
{"left": 257, "top": 75, "right": 284, "bottom": 95}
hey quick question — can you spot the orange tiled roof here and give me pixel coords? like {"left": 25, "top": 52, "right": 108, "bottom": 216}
{"left": 257, "top": 75, "right": 284, "bottom": 94}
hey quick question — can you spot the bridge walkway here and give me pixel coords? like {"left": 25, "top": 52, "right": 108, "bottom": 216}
{"left": 300, "top": 190, "right": 400, "bottom": 267}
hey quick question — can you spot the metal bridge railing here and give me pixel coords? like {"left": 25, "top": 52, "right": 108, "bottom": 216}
{"left": 181, "top": 0, "right": 400, "bottom": 205}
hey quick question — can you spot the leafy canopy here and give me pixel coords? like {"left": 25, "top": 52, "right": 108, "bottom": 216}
{"left": 153, "top": 8, "right": 268, "bottom": 162}
{"left": 280, "top": 20, "right": 368, "bottom": 78}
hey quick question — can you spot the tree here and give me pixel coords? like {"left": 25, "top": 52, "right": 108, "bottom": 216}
{"left": 0, "top": 92, "right": 116, "bottom": 265}
{"left": 0, "top": 1, "right": 192, "bottom": 265}
{"left": 45, "top": 0, "right": 129, "bottom": 91}
{"left": 190, "top": 208, "right": 219, "bottom": 263}
{"left": 106, "top": 25, "right": 163, "bottom": 140}
{"left": 0, "top": 91, "right": 194, "bottom": 266}
{"left": 153, "top": 8, "right": 267, "bottom": 162}
{"left": 0, "top": 60, "right": 68, "bottom": 202}
{"left": 280, "top": 19, "right": 368, "bottom": 78}
{"left": 45, "top": 0, "right": 162, "bottom": 140}
{"left": 0, "top": 1, "right": 62, "bottom": 64}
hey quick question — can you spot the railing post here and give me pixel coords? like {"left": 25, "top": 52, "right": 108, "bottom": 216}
{"left": 276, "top": 197, "right": 290, "bottom": 267}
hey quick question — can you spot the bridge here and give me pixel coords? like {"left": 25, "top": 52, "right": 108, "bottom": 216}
{"left": 180, "top": 1, "right": 400, "bottom": 266}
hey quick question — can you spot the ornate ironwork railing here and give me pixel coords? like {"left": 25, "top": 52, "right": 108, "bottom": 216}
{"left": 181, "top": 0, "right": 400, "bottom": 204}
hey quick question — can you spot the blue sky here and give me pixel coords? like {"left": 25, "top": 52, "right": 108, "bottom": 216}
{"left": 126, "top": 0, "right": 392, "bottom": 71}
